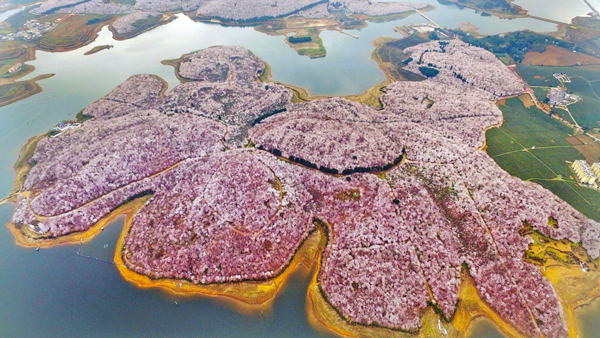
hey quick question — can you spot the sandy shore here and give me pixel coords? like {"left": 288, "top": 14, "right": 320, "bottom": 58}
{"left": 5, "top": 169, "right": 600, "bottom": 338}
{"left": 3, "top": 35, "right": 600, "bottom": 336}
{"left": 113, "top": 202, "right": 325, "bottom": 312}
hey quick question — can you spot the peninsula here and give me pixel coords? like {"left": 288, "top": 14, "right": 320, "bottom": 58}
{"left": 4, "top": 43, "right": 600, "bottom": 338}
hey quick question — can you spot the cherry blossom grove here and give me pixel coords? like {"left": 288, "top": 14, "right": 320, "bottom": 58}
{"left": 9, "top": 44, "right": 600, "bottom": 338}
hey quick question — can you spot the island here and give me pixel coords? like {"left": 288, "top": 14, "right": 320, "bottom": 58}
{"left": 0, "top": 0, "right": 434, "bottom": 107}
{"left": 3, "top": 43, "right": 600, "bottom": 338}
{"left": 84, "top": 44, "right": 113, "bottom": 55}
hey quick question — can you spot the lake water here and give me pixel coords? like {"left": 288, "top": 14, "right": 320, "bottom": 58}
{"left": 511, "top": 0, "right": 593, "bottom": 23}
{"left": 0, "top": 6, "right": 29, "bottom": 23}
{"left": 0, "top": 2, "right": 594, "bottom": 337}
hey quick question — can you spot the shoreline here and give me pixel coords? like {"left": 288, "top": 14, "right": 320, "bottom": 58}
{"left": 83, "top": 44, "right": 113, "bottom": 56}
{"left": 344, "top": 37, "right": 396, "bottom": 109}
{"left": 109, "top": 14, "right": 177, "bottom": 41}
{"left": 441, "top": 0, "right": 529, "bottom": 19}
{"left": 8, "top": 188, "right": 600, "bottom": 337}
{"left": 113, "top": 202, "right": 324, "bottom": 312}
{"left": 2, "top": 34, "right": 600, "bottom": 338}
{"left": 0, "top": 15, "right": 115, "bottom": 107}
{"left": 0, "top": 73, "right": 54, "bottom": 107}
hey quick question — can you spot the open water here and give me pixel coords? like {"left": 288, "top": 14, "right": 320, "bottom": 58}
{"left": 0, "top": 2, "right": 594, "bottom": 336}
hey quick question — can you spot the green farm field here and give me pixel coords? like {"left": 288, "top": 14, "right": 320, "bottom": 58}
{"left": 486, "top": 98, "right": 600, "bottom": 221}
{"left": 517, "top": 65, "right": 600, "bottom": 130}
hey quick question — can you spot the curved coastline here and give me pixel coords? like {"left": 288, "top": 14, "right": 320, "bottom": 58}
{"left": 113, "top": 205, "right": 325, "bottom": 312}
{"left": 3, "top": 36, "right": 600, "bottom": 338}
{"left": 109, "top": 14, "right": 177, "bottom": 41}
{"left": 5, "top": 133, "right": 600, "bottom": 338}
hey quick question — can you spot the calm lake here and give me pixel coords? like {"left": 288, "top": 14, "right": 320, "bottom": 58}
{"left": 511, "top": 0, "right": 593, "bottom": 23}
{"left": 0, "top": 1, "right": 594, "bottom": 337}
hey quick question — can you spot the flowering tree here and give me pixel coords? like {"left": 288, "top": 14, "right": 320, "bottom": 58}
{"left": 9, "top": 44, "right": 599, "bottom": 338}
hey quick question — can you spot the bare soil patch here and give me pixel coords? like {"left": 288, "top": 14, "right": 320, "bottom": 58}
{"left": 566, "top": 134, "right": 600, "bottom": 163}
{"left": 519, "top": 94, "right": 535, "bottom": 108}
{"left": 523, "top": 46, "right": 600, "bottom": 67}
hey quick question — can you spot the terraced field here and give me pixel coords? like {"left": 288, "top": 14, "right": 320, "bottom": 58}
{"left": 38, "top": 15, "right": 112, "bottom": 52}
{"left": 486, "top": 97, "right": 600, "bottom": 221}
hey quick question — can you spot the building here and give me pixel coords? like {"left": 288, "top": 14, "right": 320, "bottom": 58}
{"left": 548, "top": 87, "right": 566, "bottom": 106}
{"left": 547, "top": 86, "right": 581, "bottom": 107}
{"left": 592, "top": 162, "right": 600, "bottom": 179}
{"left": 572, "top": 160, "right": 598, "bottom": 185}
{"left": 7, "top": 63, "right": 22, "bottom": 73}
{"left": 553, "top": 72, "right": 571, "bottom": 83}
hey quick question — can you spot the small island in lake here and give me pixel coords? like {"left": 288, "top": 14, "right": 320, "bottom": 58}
{"left": 84, "top": 44, "right": 113, "bottom": 55}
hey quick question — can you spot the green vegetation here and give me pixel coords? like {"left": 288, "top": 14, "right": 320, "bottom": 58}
{"left": 131, "top": 15, "right": 163, "bottom": 30}
{"left": 386, "top": 33, "right": 429, "bottom": 50}
{"left": 532, "top": 87, "right": 549, "bottom": 102}
{"left": 428, "top": 31, "right": 440, "bottom": 40}
{"left": 288, "top": 35, "right": 312, "bottom": 44}
{"left": 287, "top": 30, "right": 326, "bottom": 58}
{"left": 517, "top": 65, "right": 600, "bottom": 131}
{"left": 86, "top": 16, "right": 112, "bottom": 25}
{"left": 113, "top": 15, "right": 170, "bottom": 40}
{"left": 418, "top": 66, "right": 439, "bottom": 78}
{"left": 518, "top": 65, "right": 600, "bottom": 84}
{"left": 455, "top": 31, "right": 579, "bottom": 63}
{"left": 84, "top": 44, "right": 112, "bottom": 55}
{"left": 531, "top": 87, "right": 577, "bottom": 125}
{"left": 375, "top": 34, "right": 428, "bottom": 81}
{"left": 76, "top": 110, "right": 93, "bottom": 122}
{"left": 14, "top": 137, "right": 40, "bottom": 171}
{"left": 439, "top": 0, "right": 520, "bottom": 14}
{"left": 486, "top": 98, "right": 600, "bottom": 221}
{"left": 296, "top": 41, "right": 326, "bottom": 58}
{"left": 0, "top": 63, "right": 31, "bottom": 79}
{"left": 0, "top": 82, "right": 30, "bottom": 104}
{"left": 329, "top": 9, "right": 364, "bottom": 29}
{"left": 567, "top": 16, "right": 600, "bottom": 55}
{"left": 564, "top": 77, "right": 600, "bottom": 130}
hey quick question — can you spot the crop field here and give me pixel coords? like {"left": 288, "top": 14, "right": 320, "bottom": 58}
{"left": 517, "top": 65, "right": 600, "bottom": 86}
{"left": 522, "top": 46, "right": 600, "bottom": 67}
{"left": 486, "top": 98, "right": 600, "bottom": 222}
{"left": 537, "top": 180, "right": 600, "bottom": 222}
{"left": 517, "top": 65, "right": 600, "bottom": 130}
{"left": 564, "top": 77, "right": 600, "bottom": 130}
{"left": 38, "top": 15, "right": 111, "bottom": 51}
{"left": 566, "top": 134, "right": 600, "bottom": 163}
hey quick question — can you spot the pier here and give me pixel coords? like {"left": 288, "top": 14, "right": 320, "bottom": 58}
{"left": 415, "top": 9, "right": 441, "bottom": 28}
{"left": 584, "top": 0, "right": 600, "bottom": 16}
{"left": 337, "top": 29, "right": 358, "bottom": 39}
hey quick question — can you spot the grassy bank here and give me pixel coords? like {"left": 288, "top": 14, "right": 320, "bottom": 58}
{"left": 0, "top": 73, "right": 54, "bottom": 108}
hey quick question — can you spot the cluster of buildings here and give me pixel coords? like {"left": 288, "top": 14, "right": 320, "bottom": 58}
{"left": 49, "top": 122, "right": 81, "bottom": 138}
{"left": 0, "top": 20, "right": 55, "bottom": 41}
{"left": 553, "top": 72, "right": 571, "bottom": 83}
{"left": 572, "top": 160, "right": 600, "bottom": 186}
{"left": 547, "top": 86, "right": 581, "bottom": 107}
